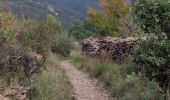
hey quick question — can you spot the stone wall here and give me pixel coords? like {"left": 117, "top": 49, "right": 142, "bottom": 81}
{"left": 82, "top": 37, "right": 138, "bottom": 63}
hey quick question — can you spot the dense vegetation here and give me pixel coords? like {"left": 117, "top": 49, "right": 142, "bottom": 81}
{"left": 69, "top": 0, "right": 134, "bottom": 39}
{"left": 133, "top": 0, "right": 170, "bottom": 92}
{"left": 0, "top": 2, "right": 73, "bottom": 99}
{"left": 68, "top": 0, "right": 170, "bottom": 99}
{"left": 0, "top": 0, "right": 170, "bottom": 99}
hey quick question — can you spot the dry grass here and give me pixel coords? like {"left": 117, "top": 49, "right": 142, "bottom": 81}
{"left": 68, "top": 50, "right": 162, "bottom": 100}
{"left": 32, "top": 53, "right": 73, "bottom": 100}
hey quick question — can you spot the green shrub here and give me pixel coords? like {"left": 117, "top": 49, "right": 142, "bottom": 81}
{"left": 69, "top": 20, "right": 94, "bottom": 40}
{"left": 133, "top": 0, "right": 170, "bottom": 94}
{"left": 0, "top": 47, "right": 42, "bottom": 86}
{"left": 140, "top": 81, "right": 161, "bottom": 100}
{"left": 134, "top": 0, "right": 170, "bottom": 37}
{"left": 18, "top": 14, "right": 61, "bottom": 58}
{"left": 133, "top": 37, "right": 170, "bottom": 90}
{"left": 0, "top": 3, "right": 25, "bottom": 86}
{"left": 91, "top": 63, "right": 105, "bottom": 78}
{"left": 52, "top": 33, "right": 74, "bottom": 56}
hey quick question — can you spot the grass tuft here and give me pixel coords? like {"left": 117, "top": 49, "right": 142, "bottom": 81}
{"left": 32, "top": 54, "right": 73, "bottom": 100}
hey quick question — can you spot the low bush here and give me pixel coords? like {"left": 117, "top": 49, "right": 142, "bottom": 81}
{"left": 17, "top": 14, "right": 61, "bottom": 60}
{"left": 0, "top": 4, "right": 42, "bottom": 86}
{"left": 140, "top": 81, "right": 161, "bottom": 100}
{"left": 69, "top": 20, "right": 94, "bottom": 40}
{"left": 0, "top": 47, "right": 43, "bottom": 86}
{"left": 52, "top": 33, "right": 74, "bottom": 56}
{"left": 133, "top": 0, "right": 170, "bottom": 96}
{"left": 133, "top": 36, "right": 170, "bottom": 90}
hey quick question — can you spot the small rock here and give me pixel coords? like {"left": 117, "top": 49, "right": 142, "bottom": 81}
{"left": 3, "top": 88, "right": 17, "bottom": 97}
{"left": 0, "top": 95, "right": 10, "bottom": 100}
{"left": 2, "top": 86, "right": 30, "bottom": 100}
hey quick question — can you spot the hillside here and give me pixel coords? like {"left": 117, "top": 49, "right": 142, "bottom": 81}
{"left": 3, "top": 0, "right": 131, "bottom": 27}
{"left": 53, "top": 0, "right": 99, "bottom": 16}
{"left": 4, "top": 0, "right": 91, "bottom": 27}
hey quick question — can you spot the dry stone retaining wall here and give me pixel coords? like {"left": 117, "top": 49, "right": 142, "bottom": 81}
{"left": 82, "top": 37, "right": 138, "bottom": 63}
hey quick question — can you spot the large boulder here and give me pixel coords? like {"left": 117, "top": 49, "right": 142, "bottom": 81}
{"left": 82, "top": 37, "right": 138, "bottom": 63}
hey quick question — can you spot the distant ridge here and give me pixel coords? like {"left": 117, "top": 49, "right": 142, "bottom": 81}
{"left": 3, "top": 0, "right": 86, "bottom": 27}
{"left": 3, "top": 0, "right": 131, "bottom": 27}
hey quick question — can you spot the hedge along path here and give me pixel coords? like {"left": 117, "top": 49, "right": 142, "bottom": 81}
{"left": 60, "top": 60, "right": 111, "bottom": 100}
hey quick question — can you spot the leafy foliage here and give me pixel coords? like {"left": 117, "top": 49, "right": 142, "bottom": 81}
{"left": 18, "top": 14, "right": 61, "bottom": 57}
{"left": 52, "top": 33, "right": 74, "bottom": 56}
{"left": 133, "top": 0, "right": 170, "bottom": 37}
{"left": 140, "top": 81, "right": 161, "bottom": 100}
{"left": 87, "top": 0, "right": 129, "bottom": 36}
{"left": 69, "top": 20, "right": 94, "bottom": 40}
{"left": 0, "top": 48, "right": 21, "bottom": 82}
{"left": 0, "top": 3, "right": 22, "bottom": 86}
{"left": 0, "top": 4, "right": 59, "bottom": 87}
{"left": 133, "top": 0, "right": 170, "bottom": 92}
{"left": 133, "top": 37, "right": 170, "bottom": 89}
{"left": 0, "top": 3, "right": 73, "bottom": 100}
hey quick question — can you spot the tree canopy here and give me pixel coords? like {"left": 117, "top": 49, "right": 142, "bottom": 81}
{"left": 87, "top": 0, "right": 129, "bottom": 36}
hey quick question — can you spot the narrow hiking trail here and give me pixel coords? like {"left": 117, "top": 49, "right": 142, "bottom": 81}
{"left": 60, "top": 60, "right": 111, "bottom": 100}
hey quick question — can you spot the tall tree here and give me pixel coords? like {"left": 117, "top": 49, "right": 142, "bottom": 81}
{"left": 87, "top": 0, "right": 129, "bottom": 36}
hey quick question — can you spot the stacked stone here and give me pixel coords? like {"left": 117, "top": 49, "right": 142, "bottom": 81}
{"left": 82, "top": 37, "right": 138, "bottom": 63}
{"left": 82, "top": 37, "right": 100, "bottom": 56}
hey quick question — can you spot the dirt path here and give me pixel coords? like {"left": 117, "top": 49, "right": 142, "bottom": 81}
{"left": 60, "top": 60, "right": 110, "bottom": 100}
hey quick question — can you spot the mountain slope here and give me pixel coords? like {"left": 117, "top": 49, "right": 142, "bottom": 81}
{"left": 3, "top": 0, "right": 131, "bottom": 27}
{"left": 53, "top": 0, "right": 99, "bottom": 16}
{"left": 4, "top": 0, "right": 85, "bottom": 27}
